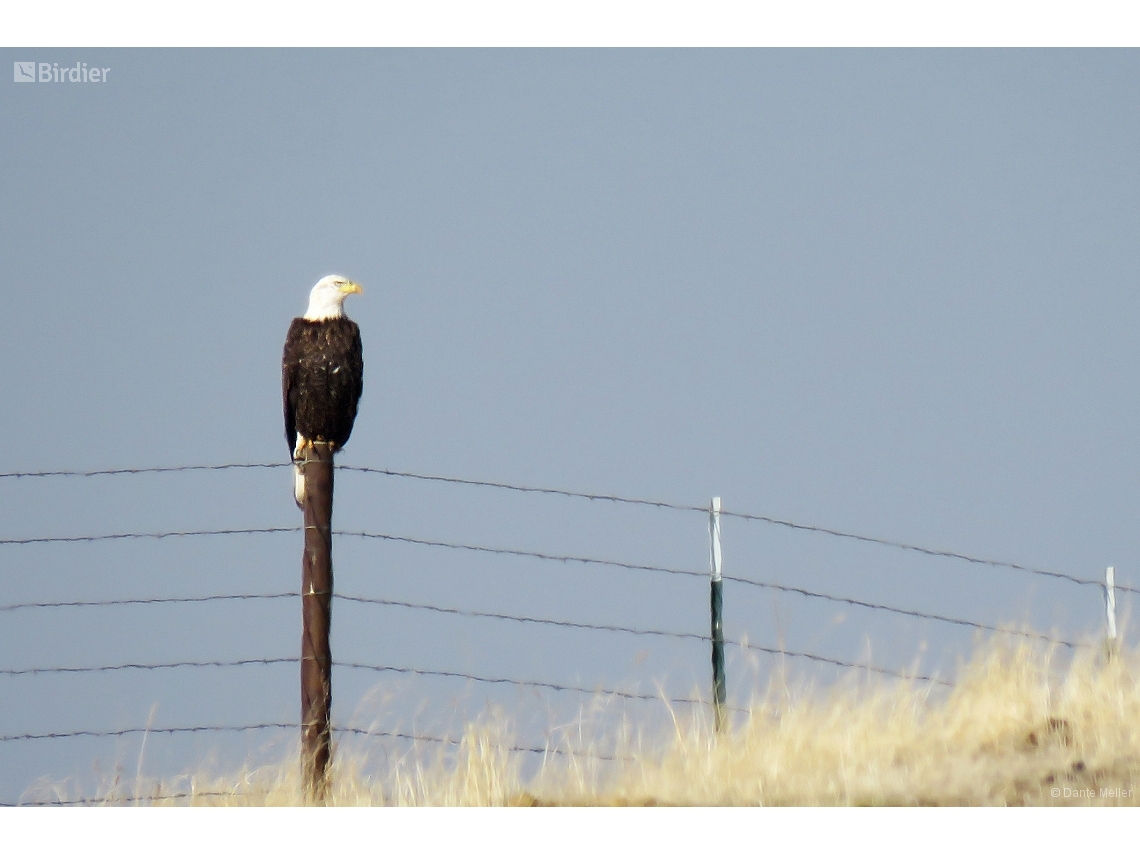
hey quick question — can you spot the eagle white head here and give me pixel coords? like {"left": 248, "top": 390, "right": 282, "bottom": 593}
{"left": 303, "top": 274, "right": 363, "bottom": 321}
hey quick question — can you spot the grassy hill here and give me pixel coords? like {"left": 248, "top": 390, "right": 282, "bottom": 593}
{"left": 29, "top": 637, "right": 1140, "bottom": 806}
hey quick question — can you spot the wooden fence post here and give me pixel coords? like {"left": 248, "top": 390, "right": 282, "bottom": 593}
{"left": 300, "top": 441, "right": 335, "bottom": 803}
{"left": 709, "top": 497, "right": 726, "bottom": 733}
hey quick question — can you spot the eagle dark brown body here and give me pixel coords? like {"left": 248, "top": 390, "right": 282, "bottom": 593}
{"left": 282, "top": 316, "right": 364, "bottom": 456}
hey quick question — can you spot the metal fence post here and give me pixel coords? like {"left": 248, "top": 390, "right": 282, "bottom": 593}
{"left": 709, "top": 497, "right": 726, "bottom": 733}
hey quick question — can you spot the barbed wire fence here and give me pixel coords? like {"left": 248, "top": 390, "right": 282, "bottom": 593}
{"left": 0, "top": 462, "right": 1125, "bottom": 805}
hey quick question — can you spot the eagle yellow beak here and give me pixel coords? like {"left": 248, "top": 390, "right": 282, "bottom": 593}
{"left": 339, "top": 281, "right": 363, "bottom": 295}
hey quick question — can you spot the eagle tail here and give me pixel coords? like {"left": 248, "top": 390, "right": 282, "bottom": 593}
{"left": 293, "top": 462, "right": 305, "bottom": 508}
{"left": 292, "top": 434, "right": 309, "bottom": 508}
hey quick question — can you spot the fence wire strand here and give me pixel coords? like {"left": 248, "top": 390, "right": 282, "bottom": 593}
{"left": 0, "top": 565, "right": 1085, "bottom": 652}
{"left": 4, "top": 521, "right": 1124, "bottom": 601}
{"left": 336, "top": 592, "right": 708, "bottom": 641}
{"left": 0, "top": 463, "right": 286, "bottom": 479}
{"left": 0, "top": 723, "right": 630, "bottom": 764}
{"left": 1, "top": 644, "right": 947, "bottom": 687}
{"left": 0, "top": 527, "right": 296, "bottom": 546}
{"left": 720, "top": 575, "right": 1087, "bottom": 649}
{"left": 0, "top": 723, "right": 294, "bottom": 742}
{"left": 0, "top": 658, "right": 296, "bottom": 677}
{"left": 0, "top": 656, "right": 724, "bottom": 707}
{"left": 0, "top": 593, "right": 297, "bottom": 613}
{"left": 342, "top": 465, "right": 704, "bottom": 513}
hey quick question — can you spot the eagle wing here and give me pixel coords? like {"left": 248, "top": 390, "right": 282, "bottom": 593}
{"left": 347, "top": 321, "right": 364, "bottom": 423}
{"left": 282, "top": 318, "right": 306, "bottom": 458}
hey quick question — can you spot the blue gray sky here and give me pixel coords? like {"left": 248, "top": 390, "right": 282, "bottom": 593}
{"left": 2, "top": 49, "right": 1139, "bottom": 802}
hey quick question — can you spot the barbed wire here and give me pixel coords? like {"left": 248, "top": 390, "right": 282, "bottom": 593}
{"left": 4, "top": 521, "right": 1124, "bottom": 609}
{"left": 718, "top": 508, "right": 1107, "bottom": 589}
{"left": 342, "top": 465, "right": 704, "bottom": 513}
{"left": 720, "top": 575, "right": 1087, "bottom": 650}
{"left": 0, "top": 572, "right": 1085, "bottom": 652}
{"left": 0, "top": 461, "right": 693, "bottom": 515}
{"left": 750, "top": 646, "right": 951, "bottom": 686}
{"left": 336, "top": 592, "right": 941, "bottom": 681}
{"left": 0, "top": 658, "right": 296, "bottom": 677}
{"left": 333, "top": 661, "right": 732, "bottom": 709}
{"left": 339, "top": 533, "right": 1100, "bottom": 640}
{"left": 0, "top": 570, "right": 1085, "bottom": 647}
{"left": 0, "top": 723, "right": 294, "bottom": 742}
{"left": 0, "top": 463, "right": 287, "bottom": 479}
{"left": 2, "top": 791, "right": 240, "bottom": 806}
{"left": 335, "top": 592, "right": 707, "bottom": 642}
{"left": 0, "top": 723, "right": 628, "bottom": 764}
{"left": 0, "top": 656, "right": 720, "bottom": 707}
{"left": 0, "top": 527, "right": 296, "bottom": 546}
{"left": 0, "top": 592, "right": 298, "bottom": 612}
{"left": 0, "top": 635, "right": 945, "bottom": 689}
{"left": 344, "top": 530, "right": 1108, "bottom": 637}
{"left": 0, "top": 579, "right": 697, "bottom": 661}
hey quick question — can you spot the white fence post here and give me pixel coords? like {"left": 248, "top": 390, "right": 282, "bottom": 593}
{"left": 1106, "top": 566, "right": 1118, "bottom": 653}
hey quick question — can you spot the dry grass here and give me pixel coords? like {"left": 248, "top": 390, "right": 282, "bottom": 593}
{"left": 29, "top": 637, "right": 1140, "bottom": 806}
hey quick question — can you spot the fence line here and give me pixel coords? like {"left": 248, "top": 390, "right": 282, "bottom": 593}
{"left": 0, "top": 584, "right": 1089, "bottom": 651}
{"left": 745, "top": 647, "right": 950, "bottom": 685}
{"left": 337, "top": 593, "right": 946, "bottom": 682}
{"left": 0, "top": 583, "right": 1085, "bottom": 647}
{"left": 0, "top": 527, "right": 296, "bottom": 546}
{"left": 0, "top": 460, "right": 1114, "bottom": 593}
{"left": 0, "top": 463, "right": 287, "bottom": 479}
{"left": 344, "top": 466, "right": 705, "bottom": 513}
{"left": 3, "top": 792, "right": 239, "bottom": 807}
{"left": 0, "top": 723, "right": 294, "bottom": 742}
{"left": 4, "top": 521, "right": 1122, "bottom": 598}
{"left": 0, "top": 656, "right": 739, "bottom": 709}
{"left": 333, "top": 661, "right": 739, "bottom": 708}
{"left": 0, "top": 723, "right": 629, "bottom": 764}
{"left": 0, "top": 457, "right": 1114, "bottom": 797}
{"left": 339, "top": 530, "right": 704, "bottom": 578}
{"left": 3, "top": 724, "right": 638, "bottom": 806}
{"left": 335, "top": 592, "right": 706, "bottom": 641}
{"left": 0, "top": 658, "right": 296, "bottom": 677}
{"left": 719, "top": 508, "right": 1105, "bottom": 588}
{"left": 722, "top": 576, "right": 1088, "bottom": 649}
{"left": 0, "top": 593, "right": 298, "bottom": 612}
{"left": 352, "top": 467, "right": 1109, "bottom": 591}
{"left": 0, "top": 642, "right": 948, "bottom": 688}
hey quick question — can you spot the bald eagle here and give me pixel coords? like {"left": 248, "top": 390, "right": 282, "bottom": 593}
{"left": 282, "top": 275, "right": 364, "bottom": 506}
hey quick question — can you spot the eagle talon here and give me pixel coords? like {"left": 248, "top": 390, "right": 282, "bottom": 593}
{"left": 293, "top": 436, "right": 314, "bottom": 463}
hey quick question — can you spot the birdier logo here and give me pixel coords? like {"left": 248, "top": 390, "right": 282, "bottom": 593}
{"left": 13, "top": 61, "right": 110, "bottom": 83}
